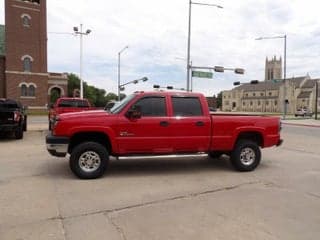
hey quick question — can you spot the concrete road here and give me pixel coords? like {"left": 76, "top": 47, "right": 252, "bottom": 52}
{"left": 0, "top": 126, "right": 319, "bottom": 240}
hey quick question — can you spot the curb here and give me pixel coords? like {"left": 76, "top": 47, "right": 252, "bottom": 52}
{"left": 282, "top": 122, "right": 320, "bottom": 128}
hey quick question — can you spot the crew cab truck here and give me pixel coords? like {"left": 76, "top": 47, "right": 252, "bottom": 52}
{"left": 46, "top": 91, "right": 283, "bottom": 179}
{"left": 48, "top": 97, "right": 93, "bottom": 130}
{"left": 0, "top": 98, "right": 27, "bottom": 139}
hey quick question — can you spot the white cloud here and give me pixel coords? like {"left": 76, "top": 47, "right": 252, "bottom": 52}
{"left": 1, "top": 0, "right": 320, "bottom": 96}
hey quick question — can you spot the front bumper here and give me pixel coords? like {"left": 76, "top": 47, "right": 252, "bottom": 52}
{"left": 46, "top": 133, "right": 69, "bottom": 157}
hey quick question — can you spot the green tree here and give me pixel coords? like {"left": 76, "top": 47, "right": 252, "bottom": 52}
{"left": 216, "top": 91, "right": 223, "bottom": 108}
{"left": 67, "top": 73, "right": 122, "bottom": 107}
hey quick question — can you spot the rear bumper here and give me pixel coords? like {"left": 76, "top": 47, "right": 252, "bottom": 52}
{"left": 46, "top": 133, "right": 69, "bottom": 157}
{"left": 0, "top": 123, "right": 20, "bottom": 132}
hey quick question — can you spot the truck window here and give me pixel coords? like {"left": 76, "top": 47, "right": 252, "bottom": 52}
{"left": 76, "top": 100, "right": 90, "bottom": 108}
{"left": 130, "top": 96, "right": 166, "bottom": 117}
{"left": 171, "top": 96, "right": 203, "bottom": 116}
{"left": 58, "top": 100, "right": 74, "bottom": 107}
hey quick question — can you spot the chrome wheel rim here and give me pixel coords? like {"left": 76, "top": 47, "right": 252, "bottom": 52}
{"left": 240, "top": 147, "right": 255, "bottom": 166}
{"left": 79, "top": 151, "right": 101, "bottom": 172}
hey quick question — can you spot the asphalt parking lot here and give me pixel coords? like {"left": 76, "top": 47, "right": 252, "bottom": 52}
{"left": 0, "top": 122, "right": 320, "bottom": 240}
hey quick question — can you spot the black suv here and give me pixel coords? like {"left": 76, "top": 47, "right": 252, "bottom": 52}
{"left": 0, "top": 99, "right": 27, "bottom": 139}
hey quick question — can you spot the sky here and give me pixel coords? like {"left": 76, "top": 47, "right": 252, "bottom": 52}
{"left": 1, "top": 0, "right": 320, "bottom": 96}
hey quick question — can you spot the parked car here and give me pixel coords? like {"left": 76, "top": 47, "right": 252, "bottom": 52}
{"left": 295, "top": 108, "right": 313, "bottom": 117}
{"left": 0, "top": 98, "right": 27, "bottom": 139}
{"left": 46, "top": 91, "right": 283, "bottom": 179}
{"left": 48, "top": 97, "right": 95, "bottom": 130}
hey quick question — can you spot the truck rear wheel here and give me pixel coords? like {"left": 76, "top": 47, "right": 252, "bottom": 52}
{"left": 69, "top": 142, "right": 109, "bottom": 179}
{"left": 230, "top": 140, "right": 261, "bottom": 171}
{"left": 14, "top": 126, "right": 23, "bottom": 139}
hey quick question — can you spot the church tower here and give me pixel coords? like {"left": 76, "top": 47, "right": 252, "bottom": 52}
{"left": 5, "top": 0, "right": 48, "bottom": 106}
{"left": 265, "top": 56, "right": 282, "bottom": 81}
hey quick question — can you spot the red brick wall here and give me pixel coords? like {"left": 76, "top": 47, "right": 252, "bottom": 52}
{"left": 5, "top": 0, "right": 49, "bottom": 106}
{"left": 6, "top": 72, "right": 48, "bottom": 106}
{"left": 0, "top": 56, "right": 5, "bottom": 98}
{"left": 5, "top": 0, "right": 47, "bottom": 73}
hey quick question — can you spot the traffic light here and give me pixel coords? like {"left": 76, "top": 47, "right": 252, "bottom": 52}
{"left": 214, "top": 66, "right": 224, "bottom": 72}
{"left": 235, "top": 68, "right": 245, "bottom": 74}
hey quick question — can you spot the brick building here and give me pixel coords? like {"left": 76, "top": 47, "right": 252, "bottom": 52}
{"left": 0, "top": 0, "right": 67, "bottom": 108}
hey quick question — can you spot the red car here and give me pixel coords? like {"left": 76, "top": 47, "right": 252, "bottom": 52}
{"left": 48, "top": 97, "right": 94, "bottom": 130}
{"left": 46, "top": 91, "right": 283, "bottom": 179}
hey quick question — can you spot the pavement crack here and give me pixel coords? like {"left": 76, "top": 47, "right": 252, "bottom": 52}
{"left": 105, "top": 213, "right": 128, "bottom": 240}
{"left": 62, "top": 180, "right": 262, "bottom": 221}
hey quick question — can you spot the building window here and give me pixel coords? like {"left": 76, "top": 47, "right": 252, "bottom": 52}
{"left": 258, "top": 101, "right": 261, "bottom": 106}
{"left": 245, "top": 93, "right": 248, "bottom": 97}
{"left": 250, "top": 101, "right": 253, "bottom": 106}
{"left": 260, "top": 92, "right": 264, "bottom": 96}
{"left": 274, "top": 100, "right": 277, "bottom": 106}
{"left": 21, "top": 84, "right": 28, "bottom": 96}
{"left": 19, "top": 82, "right": 37, "bottom": 97}
{"left": 22, "top": 56, "right": 32, "bottom": 72}
{"left": 243, "top": 102, "right": 245, "bottom": 106}
{"left": 266, "top": 101, "right": 269, "bottom": 106}
{"left": 269, "top": 92, "right": 272, "bottom": 96}
{"left": 253, "top": 93, "right": 256, "bottom": 97}
{"left": 29, "top": 85, "right": 36, "bottom": 97}
{"left": 21, "top": 14, "right": 31, "bottom": 27}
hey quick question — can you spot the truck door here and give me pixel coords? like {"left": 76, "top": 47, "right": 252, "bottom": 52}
{"left": 169, "top": 96, "right": 211, "bottom": 152}
{"left": 117, "top": 95, "right": 172, "bottom": 154}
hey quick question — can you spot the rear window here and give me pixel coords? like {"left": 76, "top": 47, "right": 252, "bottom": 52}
{"left": 58, "top": 99, "right": 89, "bottom": 108}
{"left": 171, "top": 96, "right": 203, "bottom": 116}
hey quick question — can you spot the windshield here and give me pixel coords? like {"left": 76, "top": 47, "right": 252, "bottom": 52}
{"left": 109, "top": 94, "right": 136, "bottom": 114}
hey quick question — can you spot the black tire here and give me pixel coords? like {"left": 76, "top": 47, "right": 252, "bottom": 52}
{"left": 69, "top": 142, "right": 109, "bottom": 179}
{"left": 14, "top": 126, "right": 23, "bottom": 139}
{"left": 23, "top": 116, "right": 27, "bottom": 131}
{"left": 208, "top": 151, "right": 223, "bottom": 159}
{"left": 230, "top": 140, "right": 261, "bottom": 172}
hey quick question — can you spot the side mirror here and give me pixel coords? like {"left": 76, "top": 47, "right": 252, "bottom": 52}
{"left": 126, "top": 106, "right": 142, "bottom": 120}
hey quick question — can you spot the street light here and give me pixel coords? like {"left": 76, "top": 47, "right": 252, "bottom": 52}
{"left": 255, "top": 35, "right": 287, "bottom": 118}
{"left": 315, "top": 80, "right": 319, "bottom": 120}
{"left": 186, "top": 1, "right": 223, "bottom": 92}
{"left": 73, "top": 24, "right": 91, "bottom": 99}
{"left": 119, "top": 77, "right": 148, "bottom": 93}
{"left": 118, "top": 46, "right": 129, "bottom": 101}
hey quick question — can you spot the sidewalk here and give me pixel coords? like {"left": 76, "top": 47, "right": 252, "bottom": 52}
{"left": 281, "top": 118, "right": 320, "bottom": 128}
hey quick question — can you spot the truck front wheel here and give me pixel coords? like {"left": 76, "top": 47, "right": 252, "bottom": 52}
{"left": 69, "top": 142, "right": 109, "bottom": 179}
{"left": 230, "top": 140, "right": 261, "bottom": 171}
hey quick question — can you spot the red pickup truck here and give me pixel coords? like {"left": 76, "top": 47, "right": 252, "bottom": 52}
{"left": 48, "top": 97, "right": 93, "bottom": 130}
{"left": 46, "top": 91, "right": 282, "bottom": 179}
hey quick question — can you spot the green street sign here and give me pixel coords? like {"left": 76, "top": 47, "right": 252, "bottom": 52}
{"left": 272, "top": 79, "right": 283, "bottom": 83}
{"left": 192, "top": 71, "right": 213, "bottom": 79}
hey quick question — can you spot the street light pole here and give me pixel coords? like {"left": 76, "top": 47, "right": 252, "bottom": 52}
{"left": 73, "top": 24, "right": 91, "bottom": 99}
{"left": 186, "top": 1, "right": 223, "bottom": 92}
{"left": 118, "top": 46, "right": 128, "bottom": 101}
{"left": 255, "top": 35, "right": 287, "bottom": 118}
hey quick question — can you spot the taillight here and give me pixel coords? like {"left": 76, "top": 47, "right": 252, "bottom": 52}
{"left": 14, "top": 111, "right": 21, "bottom": 122}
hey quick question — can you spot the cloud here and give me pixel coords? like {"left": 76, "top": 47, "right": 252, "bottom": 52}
{"left": 0, "top": 0, "right": 320, "bottom": 96}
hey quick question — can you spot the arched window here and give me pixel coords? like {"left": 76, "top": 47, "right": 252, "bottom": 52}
{"left": 21, "top": 84, "right": 28, "bottom": 96}
{"left": 23, "top": 57, "right": 32, "bottom": 72}
{"left": 29, "top": 85, "right": 36, "bottom": 97}
{"left": 21, "top": 14, "right": 31, "bottom": 27}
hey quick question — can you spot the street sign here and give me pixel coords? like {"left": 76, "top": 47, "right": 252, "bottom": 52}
{"left": 272, "top": 79, "right": 283, "bottom": 83}
{"left": 192, "top": 71, "right": 213, "bottom": 78}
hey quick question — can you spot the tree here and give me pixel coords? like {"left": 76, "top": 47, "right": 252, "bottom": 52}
{"left": 216, "top": 91, "right": 223, "bottom": 108}
{"left": 67, "top": 73, "right": 122, "bottom": 107}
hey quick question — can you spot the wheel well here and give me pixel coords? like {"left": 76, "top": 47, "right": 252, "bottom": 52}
{"left": 235, "top": 132, "right": 263, "bottom": 147}
{"left": 68, "top": 132, "right": 111, "bottom": 154}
